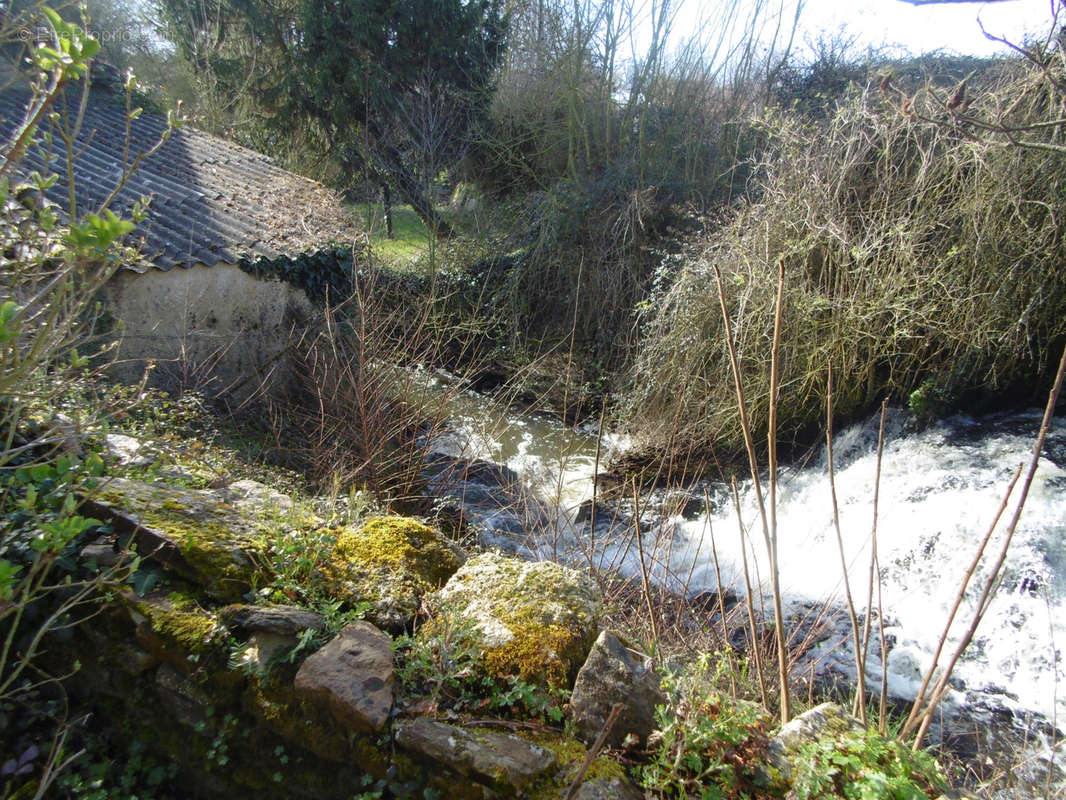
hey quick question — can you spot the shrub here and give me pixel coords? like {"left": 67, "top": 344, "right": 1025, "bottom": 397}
{"left": 639, "top": 653, "right": 773, "bottom": 799}
{"left": 791, "top": 728, "right": 946, "bottom": 800}
{"left": 620, "top": 53, "right": 1066, "bottom": 460}
{"left": 0, "top": 7, "right": 175, "bottom": 794}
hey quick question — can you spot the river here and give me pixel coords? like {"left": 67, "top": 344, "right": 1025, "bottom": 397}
{"left": 419, "top": 373, "right": 1065, "bottom": 795}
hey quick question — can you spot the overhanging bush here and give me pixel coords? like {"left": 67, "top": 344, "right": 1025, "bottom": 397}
{"left": 620, "top": 55, "right": 1066, "bottom": 459}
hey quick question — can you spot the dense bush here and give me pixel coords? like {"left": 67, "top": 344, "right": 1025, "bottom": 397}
{"left": 619, "top": 53, "right": 1066, "bottom": 459}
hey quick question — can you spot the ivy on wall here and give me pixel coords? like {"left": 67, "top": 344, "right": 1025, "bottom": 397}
{"left": 237, "top": 245, "right": 358, "bottom": 305}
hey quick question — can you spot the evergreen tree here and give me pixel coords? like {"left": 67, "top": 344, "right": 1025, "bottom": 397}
{"left": 161, "top": 0, "right": 508, "bottom": 234}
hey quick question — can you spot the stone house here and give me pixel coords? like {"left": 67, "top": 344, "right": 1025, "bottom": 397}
{"left": 0, "top": 81, "right": 360, "bottom": 398}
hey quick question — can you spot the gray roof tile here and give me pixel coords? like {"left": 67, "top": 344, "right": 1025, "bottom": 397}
{"left": 0, "top": 87, "right": 359, "bottom": 269}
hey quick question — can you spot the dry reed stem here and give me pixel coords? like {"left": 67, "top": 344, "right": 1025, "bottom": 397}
{"left": 732, "top": 477, "right": 769, "bottom": 709}
{"left": 563, "top": 703, "right": 624, "bottom": 800}
{"left": 714, "top": 263, "right": 790, "bottom": 723}
{"left": 825, "top": 362, "right": 867, "bottom": 724}
{"left": 862, "top": 399, "right": 890, "bottom": 732}
{"left": 632, "top": 479, "right": 660, "bottom": 650}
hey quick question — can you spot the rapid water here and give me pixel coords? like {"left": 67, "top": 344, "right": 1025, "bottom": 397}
{"left": 428, "top": 389, "right": 1066, "bottom": 790}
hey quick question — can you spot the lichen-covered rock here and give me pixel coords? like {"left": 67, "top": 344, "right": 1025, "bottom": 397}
{"left": 431, "top": 551, "right": 602, "bottom": 687}
{"left": 764, "top": 702, "right": 865, "bottom": 786}
{"left": 105, "top": 432, "right": 155, "bottom": 467}
{"left": 220, "top": 604, "right": 326, "bottom": 636}
{"left": 126, "top": 590, "right": 223, "bottom": 662}
{"left": 394, "top": 718, "right": 556, "bottom": 794}
{"left": 571, "top": 630, "right": 665, "bottom": 748}
{"left": 293, "top": 621, "right": 394, "bottom": 733}
{"left": 570, "top": 777, "right": 644, "bottom": 800}
{"left": 220, "top": 479, "right": 294, "bottom": 513}
{"left": 86, "top": 477, "right": 270, "bottom": 601}
{"left": 321, "top": 515, "right": 465, "bottom": 632}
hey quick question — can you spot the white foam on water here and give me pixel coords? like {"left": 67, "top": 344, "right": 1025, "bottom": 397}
{"left": 669, "top": 410, "right": 1066, "bottom": 723}
{"left": 434, "top": 385, "right": 1066, "bottom": 734}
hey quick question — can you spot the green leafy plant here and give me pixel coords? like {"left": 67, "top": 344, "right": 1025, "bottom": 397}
{"left": 639, "top": 653, "right": 773, "bottom": 799}
{"left": 791, "top": 729, "right": 946, "bottom": 800}
{"left": 0, "top": 4, "right": 180, "bottom": 795}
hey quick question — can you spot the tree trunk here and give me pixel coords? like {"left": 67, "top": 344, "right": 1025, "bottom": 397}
{"left": 381, "top": 182, "right": 394, "bottom": 239}
{"left": 371, "top": 138, "right": 454, "bottom": 239}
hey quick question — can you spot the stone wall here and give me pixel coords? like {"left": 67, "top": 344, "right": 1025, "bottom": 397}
{"left": 103, "top": 263, "right": 315, "bottom": 398}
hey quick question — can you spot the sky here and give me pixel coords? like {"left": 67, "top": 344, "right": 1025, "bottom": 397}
{"left": 795, "top": 0, "right": 1059, "bottom": 56}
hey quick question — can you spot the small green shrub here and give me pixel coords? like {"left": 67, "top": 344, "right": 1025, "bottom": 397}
{"left": 791, "top": 729, "right": 946, "bottom": 800}
{"left": 639, "top": 653, "right": 773, "bottom": 799}
{"left": 393, "top": 611, "right": 567, "bottom": 723}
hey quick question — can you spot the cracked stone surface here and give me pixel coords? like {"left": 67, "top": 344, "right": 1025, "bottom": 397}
{"left": 294, "top": 621, "right": 394, "bottom": 733}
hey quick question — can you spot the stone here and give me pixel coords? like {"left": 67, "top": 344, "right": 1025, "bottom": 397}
{"left": 431, "top": 551, "right": 602, "bottom": 687}
{"left": 221, "top": 604, "right": 326, "bottom": 669}
{"left": 83, "top": 477, "right": 270, "bottom": 602}
{"left": 155, "top": 663, "right": 212, "bottom": 728}
{"left": 105, "top": 433, "right": 155, "bottom": 467}
{"left": 765, "top": 702, "right": 865, "bottom": 785}
{"left": 570, "top": 630, "right": 665, "bottom": 748}
{"left": 78, "top": 537, "right": 127, "bottom": 567}
{"left": 220, "top": 603, "right": 326, "bottom": 636}
{"left": 221, "top": 479, "right": 294, "bottom": 513}
{"left": 570, "top": 777, "right": 644, "bottom": 800}
{"left": 321, "top": 516, "right": 465, "bottom": 633}
{"left": 394, "top": 718, "right": 556, "bottom": 793}
{"left": 127, "top": 590, "right": 221, "bottom": 662}
{"left": 293, "top": 621, "right": 394, "bottom": 733}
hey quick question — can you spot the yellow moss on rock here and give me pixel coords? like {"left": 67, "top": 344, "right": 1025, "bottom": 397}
{"left": 432, "top": 552, "right": 603, "bottom": 689}
{"left": 327, "top": 516, "right": 463, "bottom": 586}
{"left": 483, "top": 612, "right": 584, "bottom": 687}
{"left": 95, "top": 478, "right": 270, "bottom": 601}
{"left": 520, "top": 731, "right": 628, "bottom": 799}
{"left": 321, "top": 516, "right": 465, "bottom": 631}
{"left": 140, "top": 592, "right": 219, "bottom": 654}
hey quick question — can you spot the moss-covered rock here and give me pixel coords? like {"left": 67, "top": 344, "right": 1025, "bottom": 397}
{"left": 321, "top": 515, "right": 465, "bottom": 632}
{"left": 86, "top": 477, "right": 271, "bottom": 601}
{"left": 430, "top": 552, "right": 602, "bottom": 688}
{"left": 394, "top": 718, "right": 556, "bottom": 796}
{"left": 126, "top": 589, "right": 224, "bottom": 661}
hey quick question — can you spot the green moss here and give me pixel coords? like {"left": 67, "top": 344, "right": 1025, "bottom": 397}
{"left": 99, "top": 479, "right": 270, "bottom": 601}
{"left": 441, "top": 554, "right": 600, "bottom": 688}
{"left": 520, "top": 731, "right": 627, "bottom": 799}
{"left": 327, "top": 516, "right": 461, "bottom": 587}
{"left": 141, "top": 593, "right": 219, "bottom": 654}
{"left": 530, "top": 732, "right": 624, "bottom": 781}
{"left": 483, "top": 612, "right": 583, "bottom": 687}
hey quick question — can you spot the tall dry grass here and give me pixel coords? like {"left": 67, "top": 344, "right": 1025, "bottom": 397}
{"left": 620, "top": 54, "right": 1066, "bottom": 459}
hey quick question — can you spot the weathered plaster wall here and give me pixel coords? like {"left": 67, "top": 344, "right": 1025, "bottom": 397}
{"left": 103, "top": 263, "right": 315, "bottom": 397}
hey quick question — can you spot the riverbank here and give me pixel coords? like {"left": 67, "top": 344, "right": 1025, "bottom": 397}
{"left": 1, "top": 384, "right": 967, "bottom": 799}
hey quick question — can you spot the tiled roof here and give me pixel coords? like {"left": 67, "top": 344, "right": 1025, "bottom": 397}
{"left": 0, "top": 87, "right": 359, "bottom": 270}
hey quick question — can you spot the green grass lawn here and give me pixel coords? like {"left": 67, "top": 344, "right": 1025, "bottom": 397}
{"left": 353, "top": 202, "right": 434, "bottom": 270}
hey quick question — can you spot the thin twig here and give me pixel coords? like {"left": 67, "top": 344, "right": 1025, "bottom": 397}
{"left": 714, "top": 264, "right": 790, "bottom": 723}
{"left": 632, "top": 478, "right": 660, "bottom": 650}
{"left": 563, "top": 703, "right": 624, "bottom": 800}
{"left": 732, "top": 477, "right": 768, "bottom": 709}
{"left": 860, "top": 400, "right": 888, "bottom": 731}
